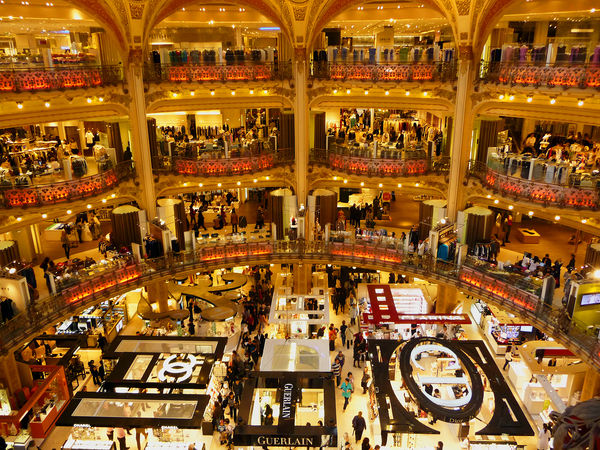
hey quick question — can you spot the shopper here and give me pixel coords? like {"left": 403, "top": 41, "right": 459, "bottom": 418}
{"left": 88, "top": 360, "right": 101, "bottom": 385}
{"left": 331, "top": 359, "right": 341, "bottom": 387}
{"left": 340, "top": 320, "right": 348, "bottom": 347}
{"left": 345, "top": 325, "right": 354, "bottom": 349}
{"left": 435, "top": 442, "right": 444, "bottom": 450}
{"left": 335, "top": 351, "right": 345, "bottom": 370}
{"left": 115, "top": 427, "right": 127, "bottom": 450}
{"left": 503, "top": 348, "right": 513, "bottom": 371}
{"left": 351, "top": 411, "right": 366, "bottom": 442}
{"left": 328, "top": 324, "right": 337, "bottom": 351}
{"left": 61, "top": 228, "right": 71, "bottom": 259}
{"left": 567, "top": 254, "right": 576, "bottom": 273}
{"left": 230, "top": 208, "right": 239, "bottom": 233}
{"left": 361, "top": 437, "right": 371, "bottom": 450}
{"left": 340, "top": 377, "right": 352, "bottom": 411}
{"left": 538, "top": 423, "right": 551, "bottom": 449}
{"left": 361, "top": 367, "right": 370, "bottom": 394}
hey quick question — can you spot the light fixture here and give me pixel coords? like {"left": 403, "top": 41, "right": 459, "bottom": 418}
{"left": 190, "top": 90, "right": 195, "bottom": 96}
{"left": 554, "top": 215, "right": 560, "bottom": 221}
{"left": 582, "top": 218, "right": 587, "bottom": 224}
{"left": 486, "top": 194, "right": 491, "bottom": 198}
{"left": 360, "top": 181, "right": 364, "bottom": 186}
{"left": 343, "top": 179, "right": 348, "bottom": 184}
{"left": 172, "top": 92, "right": 178, "bottom": 98}
{"left": 594, "top": 269, "right": 600, "bottom": 279}
{"left": 385, "top": 90, "right": 389, "bottom": 96}
{"left": 41, "top": 214, "right": 47, "bottom": 219}
{"left": 237, "top": 181, "right": 241, "bottom": 186}
{"left": 440, "top": 218, "right": 446, "bottom": 225}
{"left": 346, "top": 89, "right": 351, "bottom": 94}
{"left": 183, "top": 182, "right": 188, "bottom": 187}
{"left": 398, "top": 183, "right": 402, "bottom": 188}
{"left": 528, "top": 211, "right": 534, "bottom": 216}
{"left": 67, "top": 209, "right": 72, "bottom": 214}
{"left": 333, "top": 88, "right": 338, "bottom": 94}
{"left": 102, "top": 199, "right": 107, "bottom": 203}
{"left": 405, "top": 90, "right": 410, "bottom": 96}
{"left": 210, "top": 90, "right": 215, "bottom": 96}
{"left": 98, "top": 97, "right": 104, "bottom": 102}
{"left": 508, "top": 205, "right": 514, "bottom": 210}
{"left": 218, "top": 183, "right": 222, "bottom": 187}
{"left": 415, "top": 183, "right": 420, "bottom": 187}
{"left": 44, "top": 101, "right": 50, "bottom": 108}
{"left": 333, "top": 176, "right": 338, "bottom": 181}
{"left": 527, "top": 96, "right": 533, "bottom": 103}
{"left": 86, "top": 97, "right": 92, "bottom": 103}
{"left": 591, "top": 8, "right": 596, "bottom": 12}
{"left": 508, "top": 94, "right": 515, "bottom": 101}
{"left": 253, "top": 179, "right": 257, "bottom": 183}
{"left": 423, "top": 91, "right": 428, "bottom": 97}
{"left": 87, "top": 204, "right": 92, "bottom": 209}
{"left": 111, "top": 193, "right": 116, "bottom": 198}
{"left": 578, "top": 99, "right": 584, "bottom": 106}
{"left": 364, "top": 89, "right": 369, "bottom": 95}
{"left": 263, "top": 89, "right": 268, "bottom": 94}
{"left": 378, "top": 183, "right": 383, "bottom": 188}
{"left": 8, "top": 268, "right": 16, "bottom": 274}
{"left": 494, "top": 199, "right": 499, "bottom": 204}
{"left": 498, "top": 94, "right": 505, "bottom": 100}
{"left": 550, "top": 97, "right": 556, "bottom": 105}
{"left": 199, "top": 183, "right": 203, "bottom": 187}
{"left": 265, "top": 176, "right": 270, "bottom": 180}
{"left": 16, "top": 217, "right": 22, "bottom": 222}
{"left": 231, "top": 90, "right": 236, "bottom": 95}
{"left": 16, "top": 102, "right": 23, "bottom": 109}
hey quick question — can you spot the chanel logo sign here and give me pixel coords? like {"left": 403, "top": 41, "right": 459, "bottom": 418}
{"left": 158, "top": 354, "right": 199, "bottom": 383}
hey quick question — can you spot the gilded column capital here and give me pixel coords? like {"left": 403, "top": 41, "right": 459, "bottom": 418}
{"left": 458, "top": 44, "right": 474, "bottom": 62}
{"left": 127, "top": 48, "right": 145, "bottom": 75}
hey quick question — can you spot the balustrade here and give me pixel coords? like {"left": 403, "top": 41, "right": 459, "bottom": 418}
{"left": 310, "top": 147, "right": 449, "bottom": 177}
{"left": 310, "top": 61, "right": 457, "bottom": 82}
{"left": 469, "top": 160, "right": 599, "bottom": 210}
{"left": 479, "top": 61, "right": 600, "bottom": 89}
{"left": 1, "top": 238, "right": 598, "bottom": 370}
{"left": 0, "top": 65, "right": 123, "bottom": 92}
{"left": 152, "top": 148, "right": 294, "bottom": 176}
{"left": 144, "top": 62, "right": 292, "bottom": 83}
{"left": 0, "top": 162, "right": 136, "bottom": 208}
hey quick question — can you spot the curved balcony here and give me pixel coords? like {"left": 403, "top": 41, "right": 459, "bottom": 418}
{"left": 478, "top": 61, "right": 600, "bottom": 89}
{"left": 310, "top": 146, "right": 450, "bottom": 177}
{"left": 144, "top": 62, "right": 292, "bottom": 83}
{"left": 1, "top": 239, "right": 597, "bottom": 371}
{"left": 152, "top": 148, "right": 293, "bottom": 176}
{"left": 469, "top": 160, "right": 599, "bottom": 210}
{"left": 0, "top": 162, "right": 136, "bottom": 209}
{"left": 310, "top": 61, "right": 457, "bottom": 82}
{"left": 0, "top": 65, "right": 123, "bottom": 92}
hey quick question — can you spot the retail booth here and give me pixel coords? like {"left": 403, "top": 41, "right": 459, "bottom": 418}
{"left": 268, "top": 293, "right": 330, "bottom": 339}
{"left": 234, "top": 372, "right": 337, "bottom": 448}
{"left": 366, "top": 338, "right": 534, "bottom": 448}
{"left": 259, "top": 339, "right": 331, "bottom": 372}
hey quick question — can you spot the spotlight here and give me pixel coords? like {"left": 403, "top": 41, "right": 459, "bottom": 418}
{"left": 41, "top": 214, "right": 47, "bottom": 218}
{"left": 582, "top": 218, "right": 587, "bottom": 224}
{"left": 364, "top": 89, "right": 369, "bottom": 95}
{"left": 87, "top": 204, "right": 92, "bottom": 209}
{"left": 550, "top": 97, "right": 556, "bottom": 105}
{"left": 527, "top": 96, "right": 533, "bottom": 103}
{"left": 44, "top": 101, "right": 50, "bottom": 108}
{"left": 494, "top": 199, "right": 499, "bottom": 204}
{"left": 343, "top": 179, "right": 348, "bottom": 184}
{"left": 333, "top": 89, "right": 337, "bottom": 94}
{"left": 508, "top": 205, "right": 514, "bottom": 210}
{"left": 231, "top": 90, "right": 236, "bottom": 96}
{"left": 423, "top": 91, "right": 429, "bottom": 97}
{"left": 67, "top": 209, "right": 72, "bottom": 214}
{"left": 385, "top": 90, "right": 389, "bottom": 96}
{"left": 554, "top": 215, "right": 560, "bottom": 221}
{"left": 218, "top": 183, "right": 222, "bottom": 187}
{"left": 249, "top": 89, "right": 254, "bottom": 95}
{"left": 86, "top": 97, "right": 92, "bottom": 103}
{"left": 405, "top": 90, "right": 410, "bottom": 96}
{"left": 528, "top": 211, "right": 534, "bottom": 216}
{"left": 346, "top": 89, "right": 351, "bottom": 94}
{"left": 578, "top": 99, "right": 584, "bottom": 106}
{"left": 397, "top": 183, "right": 402, "bottom": 187}
{"left": 98, "top": 97, "right": 104, "bottom": 102}
{"left": 360, "top": 181, "right": 364, "bottom": 186}
{"left": 508, "top": 95, "right": 515, "bottom": 101}
{"left": 263, "top": 89, "right": 268, "bottom": 94}
{"left": 16, "top": 102, "right": 23, "bottom": 109}
{"left": 190, "top": 91, "right": 195, "bottom": 96}
{"left": 210, "top": 90, "right": 215, "bottom": 96}
{"left": 498, "top": 94, "right": 505, "bottom": 100}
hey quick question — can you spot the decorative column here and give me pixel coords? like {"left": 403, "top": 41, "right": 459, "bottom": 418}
{"left": 581, "top": 369, "right": 600, "bottom": 401}
{"left": 293, "top": 48, "right": 309, "bottom": 209}
{"left": 126, "top": 50, "right": 157, "bottom": 218}
{"left": 435, "top": 285, "right": 459, "bottom": 313}
{"left": 146, "top": 280, "right": 170, "bottom": 313}
{"left": 446, "top": 46, "right": 475, "bottom": 220}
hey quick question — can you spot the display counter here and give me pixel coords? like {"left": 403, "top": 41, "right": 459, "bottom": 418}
{"left": 481, "top": 304, "right": 534, "bottom": 355}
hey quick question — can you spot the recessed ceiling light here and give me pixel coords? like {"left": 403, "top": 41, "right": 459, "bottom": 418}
{"left": 44, "top": 101, "right": 50, "bottom": 108}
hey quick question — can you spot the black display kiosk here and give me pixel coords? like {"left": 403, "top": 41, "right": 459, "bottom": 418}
{"left": 234, "top": 371, "right": 338, "bottom": 448}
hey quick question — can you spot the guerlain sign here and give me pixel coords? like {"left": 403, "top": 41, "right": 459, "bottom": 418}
{"left": 256, "top": 436, "right": 316, "bottom": 446}
{"left": 280, "top": 383, "right": 293, "bottom": 419}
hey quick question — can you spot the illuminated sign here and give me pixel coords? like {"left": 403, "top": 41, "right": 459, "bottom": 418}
{"left": 281, "top": 383, "right": 294, "bottom": 419}
{"left": 256, "top": 436, "right": 315, "bottom": 446}
{"left": 158, "top": 354, "right": 199, "bottom": 383}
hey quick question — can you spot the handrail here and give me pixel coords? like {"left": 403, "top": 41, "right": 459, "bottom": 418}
{"left": 144, "top": 62, "right": 292, "bottom": 83}
{"left": 0, "top": 161, "right": 136, "bottom": 208}
{"left": 477, "top": 61, "right": 600, "bottom": 89}
{"left": 1, "top": 238, "right": 599, "bottom": 371}
{"left": 310, "top": 61, "right": 457, "bottom": 82}
{"left": 468, "top": 160, "right": 599, "bottom": 210}
{"left": 0, "top": 65, "right": 123, "bottom": 92}
{"left": 152, "top": 148, "right": 294, "bottom": 176}
{"left": 310, "top": 147, "right": 450, "bottom": 177}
